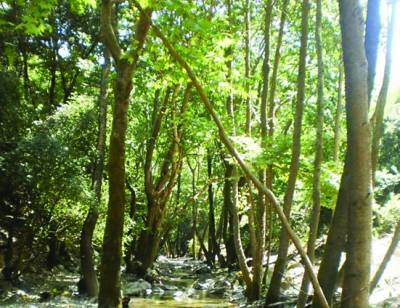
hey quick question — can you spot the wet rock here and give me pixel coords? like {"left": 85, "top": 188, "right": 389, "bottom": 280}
{"left": 173, "top": 290, "right": 185, "bottom": 298}
{"left": 162, "top": 284, "right": 179, "bottom": 291}
{"left": 194, "top": 264, "right": 212, "bottom": 274}
{"left": 193, "top": 278, "right": 214, "bottom": 290}
{"left": 209, "top": 279, "right": 232, "bottom": 295}
{"left": 144, "top": 268, "right": 159, "bottom": 283}
{"left": 124, "top": 279, "right": 152, "bottom": 297}
{"left": 246, "top": 299, "right": 265, "bottom": 307}
{"left": 152, "top": 286, "right": 164, "bottom": 295}
{"left": 39, "top": 291, "right": 51, "bottom": 302}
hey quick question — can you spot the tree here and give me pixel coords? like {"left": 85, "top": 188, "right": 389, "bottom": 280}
{"left": 266, "top": 0, "right": 310, "bottom": 302}
{"left": 371, "top": 0, "right": 397, "bottom": 180}
{"left": 79, "top": 48, "right": 110, "bottom": 297}
{"left": 297, "top": 0, "right": 324, "bottom": 305}
{"left": 339, "top": 0, "right": 372, "bottom": 306}
{"left": 97, "top": 1, "right": 152, "bottom": 306}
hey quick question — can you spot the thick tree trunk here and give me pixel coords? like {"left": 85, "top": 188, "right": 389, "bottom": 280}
{"left": 339, "top": 0, "right": 372, "bottom": 306}
{"left": 98, "top": 63, "right": 133, "bottom": 308}
{"left": 297, "top": 0, "right": 324, "bottom": 305}
{"left": 266, "top": 0, "right": 310, "bottom": 303}
{"left": 98, "top": 2, "right": 151, "bottom": 305}
{"left": 79, "top": 48, "right": 110, "bottom": 298}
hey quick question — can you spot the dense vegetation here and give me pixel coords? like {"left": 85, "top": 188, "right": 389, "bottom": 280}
{"left": 0, "top": 0, "right": 399, "bottom": 307}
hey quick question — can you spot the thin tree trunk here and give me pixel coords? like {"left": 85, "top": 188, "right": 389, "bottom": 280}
{"left": 134, "top": 84, "right": 190, "bottom": 274}
{"left": 297, "top": 0, "right": 324, "bottom": 306}
{"left": 370, "top": 220, "right": 400, "bottom": 292}
{"left": 371, "top": 0, "right": 396, "bottom": 180}
{"left": 339, "top": 0, "right": 372, "bottom": 306}
{"left": 79, "top": 48, "right": 110, "bottom": 298}
{"left": 260, "top": 0, "right": 273, "bottom": 138}
{"left": 230, "top": 167, "right": 252, "bottom": 289}
{"left": 207, "top": 151, "right": 217, "bottom": 263}
{"left": 365, "top": 0, "right": 381, "bottom": 104}
{"left": 132, "top": 3, "right": 329, "bottom": 306}
{"left": 244, "top": 0, "right": 252, "bottom": 134}
{"left": 267, "top": 0, "right": 310, "bottom": 303}
{"left": 333, "top": 65, "right": 343, "bottom": 162}
{"left": 222, "top": 163, "right": 237, "bottom": 266}
{"left": 188, "top": 158, "right": 198, "bottom": 260}
{"left": 249, "top": 0, "right": 272, "bottom": 299}
{"left": 313, "top": 154, "right": 349, "bottom": 307}
{"left": 264, "top": 0, "right": 290, "bottom": 284}
{"left": 98, "top": 1, "right": 152, "bottom": 306}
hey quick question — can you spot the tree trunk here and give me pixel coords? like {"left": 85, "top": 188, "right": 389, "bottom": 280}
{"left": 98, "top": 1, "right": 151, "bottom": 306}
{"left": 333, "top": 65, "right": 343, "bottom": 162}
{"left": 98, "top": 63, "right": 133, "bottom": 308}
{"left": 365, "top": 0, "right": 381, "bottom": 103}
{"left": 371, "top": 0, "right": 396, "bottom": 180}
{"left": 229, "top": 167, "right": 252, "bottom": 291}
{"left": 79, "top": 48, "right": 110, "bottom": 298}
{"left": 339, "top": 0, "right": 372, "bottom": 306}
{"left": 223, "top": 163, "right": 237, "bottom": 267}
{"left": 207, "top": 151, "right": 217, "bottom": 263}
{"left": 134, "top": 200, "right": 165, "bottom": 275}
{"left": 260, "top": 0, "right": 272, "bottom": 138}
{"left": 266, "top": 0, "right": 310, "bottom": 303}
{"left": 244, "top": 0, "right": 252, "bottom": 134}
{"left": 297, "top": 0, "right": 324, "bottom": 305}
{"left": 313, "top": 154, "right": 349, "bottom": 307}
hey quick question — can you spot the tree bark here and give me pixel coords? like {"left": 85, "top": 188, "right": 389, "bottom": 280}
{"left": 339, "top": 0, "right": 372, "bottom": 306}
{"left": 267, "top": 0, "right": 310, "bottom": 303}
{"left": 297, "top": 0, "right": 324, "bottom": 306}
{"left": 79, "top": 48, "right": 110, "bottom": 298}
{"left": 98, "top": 1, "right": 152, "bottom": 306}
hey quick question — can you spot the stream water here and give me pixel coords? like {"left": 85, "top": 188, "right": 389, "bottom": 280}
{"left": 0, "top": 257, "right": 243, "bottom": 307}
{"left": 2, "top": 236, "right": 398, "bottom": 307}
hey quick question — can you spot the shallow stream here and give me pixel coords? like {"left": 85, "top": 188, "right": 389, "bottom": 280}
{"left": 0, "top": 257, "right": 242, "bottom": 307}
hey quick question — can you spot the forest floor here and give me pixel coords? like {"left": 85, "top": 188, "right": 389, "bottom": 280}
{"left": 0, "top": 235, "right": 399, "bottom": 307}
